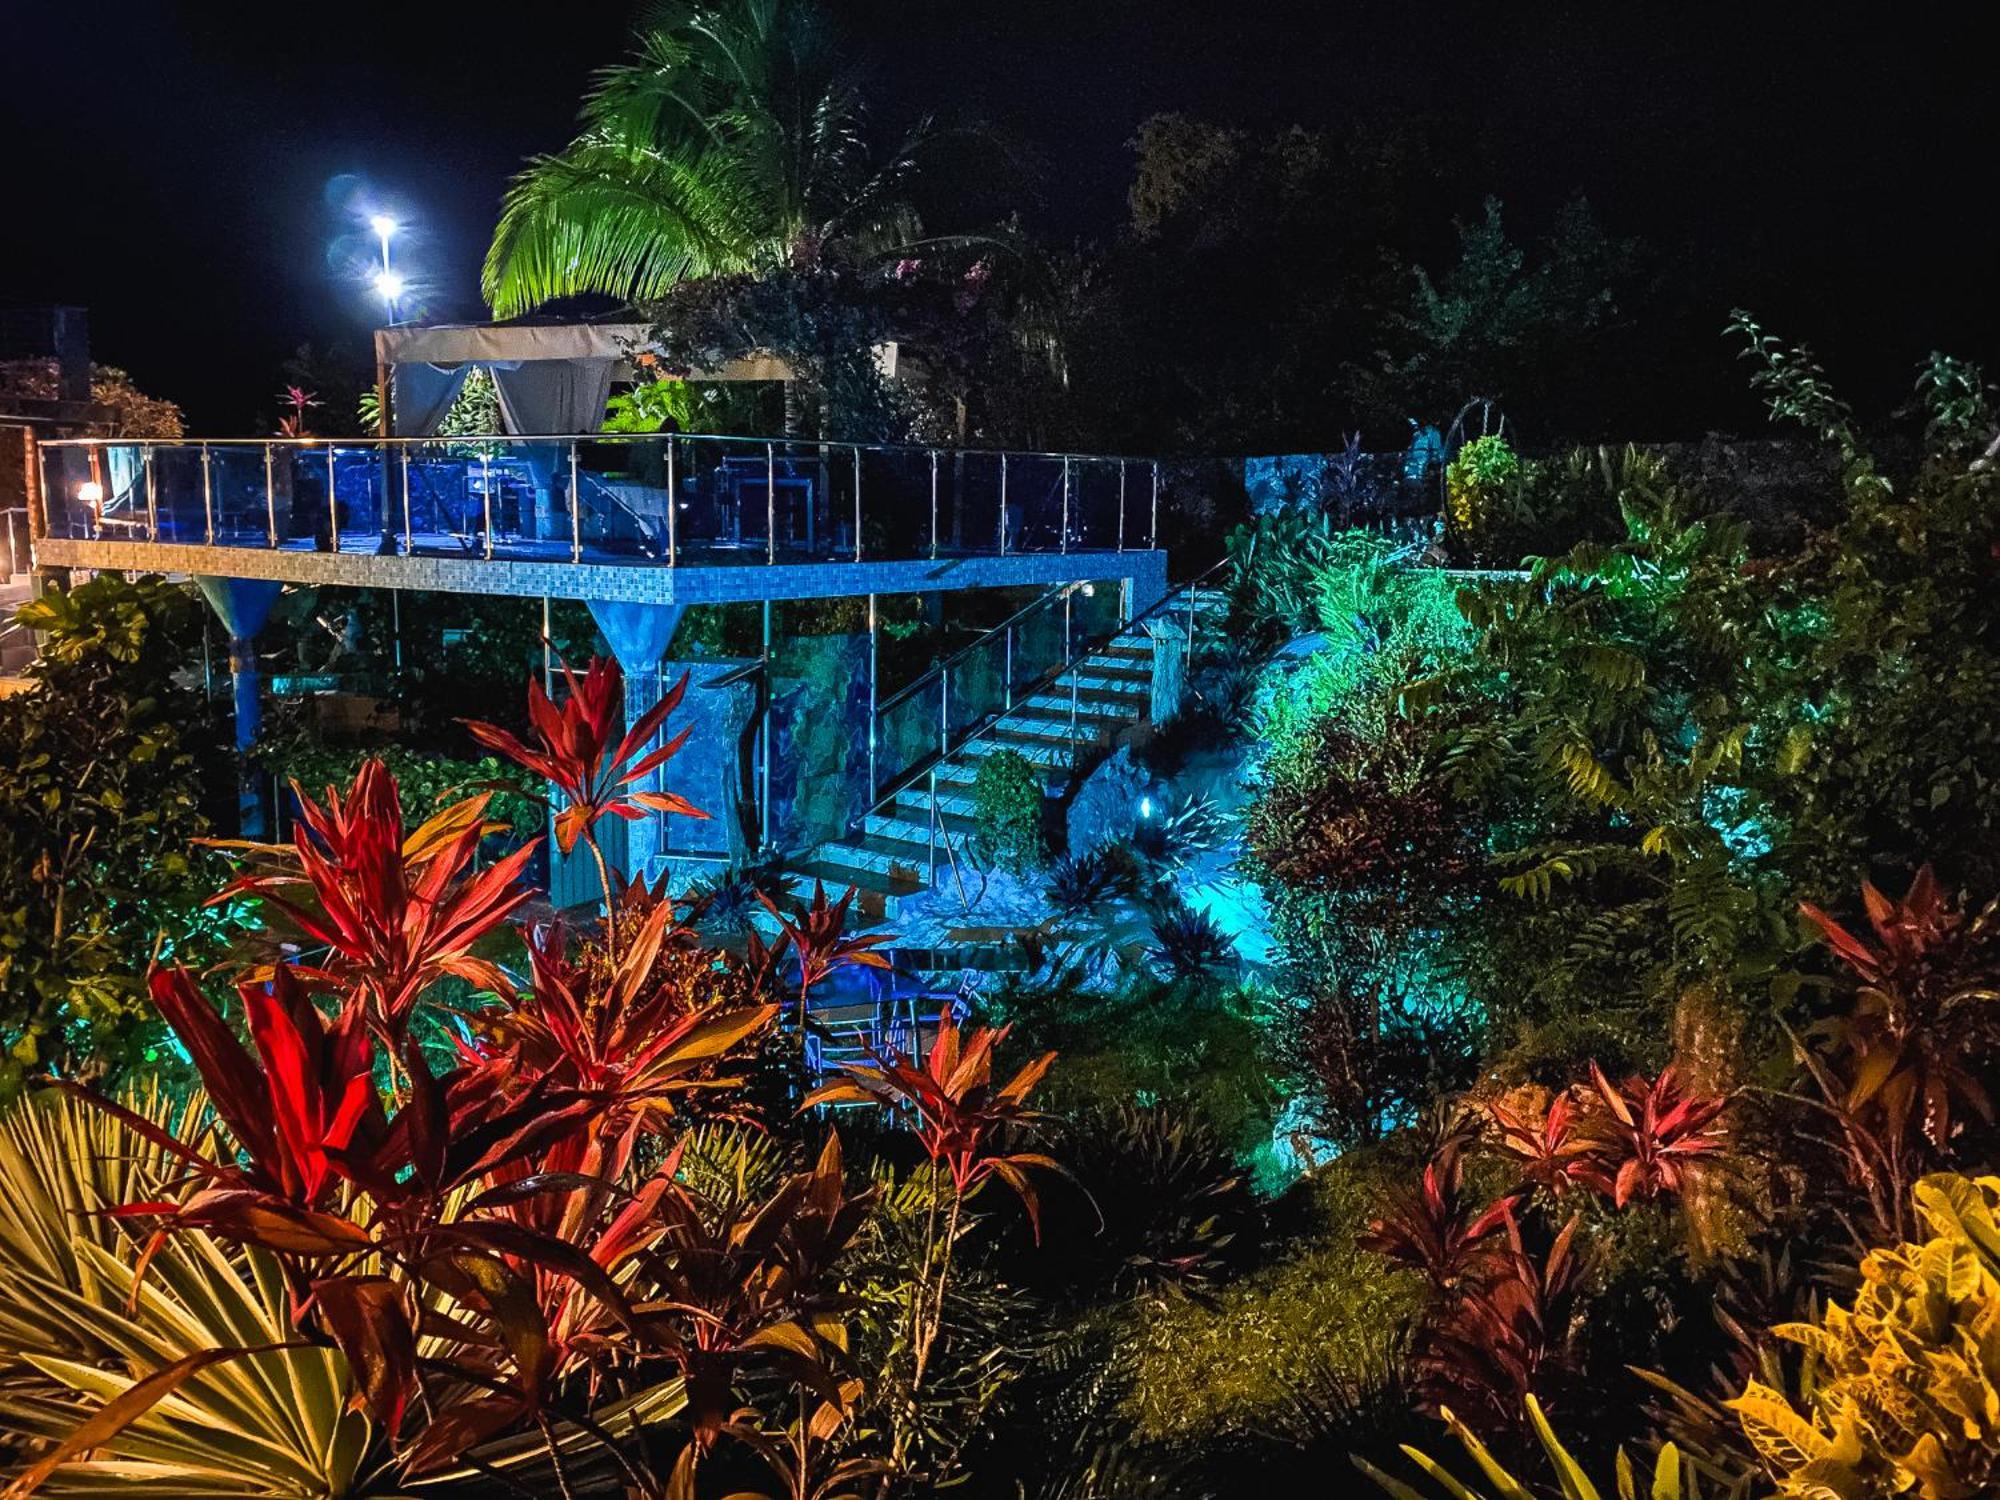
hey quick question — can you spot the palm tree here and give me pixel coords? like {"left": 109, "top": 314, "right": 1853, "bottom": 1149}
{"left": 482, "top": 0, "right": 921, "bottom": 319}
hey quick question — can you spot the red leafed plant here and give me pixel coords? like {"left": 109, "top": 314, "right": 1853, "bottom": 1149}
{"left": 1570, "top": 1063, "right": 1731, "bottom": 1208}
{"left": 1799, "top": 865, "right": 2000, "bottom": 1152}
{"left": 462, "top": 655, "right": 707, "bottom": 949}
{"left": 758, "top": 879, "right": 893, "bottom": 1028}
{"left": 1359, "top": 1136, "right": 1519, "bottom": 1294}
{"left": 476, "top": 901, "right": 779, "bottom": 1184}
{"left": 805, "top": 1016, "right": 1060, "bottom": 1431}
{"left": 1489, "top": 1087, "right": 1596, "bottom": 1197}
{"left": 216, "top": 760, "right": 536, "bottom": 1047}
{"left": 1413, "top": 1209, "right": 1586, "bottom": 1429}
{"left": 26, "top": 747, "right": 859, "bottom": 1498}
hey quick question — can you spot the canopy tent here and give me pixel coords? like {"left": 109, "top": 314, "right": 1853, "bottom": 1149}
{"left": 371, "top": 317, "right": 803, "bottom": 438}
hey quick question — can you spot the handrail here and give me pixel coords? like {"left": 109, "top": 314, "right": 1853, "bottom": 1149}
{"left": 35, "top": 429, "right": 1172, "bottom": 467}
{"left": 865, "top": 555, "right": 1234, "bottom": 816}
{"left": 876, "top": 580, "right": 1083, "bottom": 716}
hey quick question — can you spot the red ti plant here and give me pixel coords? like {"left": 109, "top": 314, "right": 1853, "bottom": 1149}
{"left": 757, "top": 880, "right": 893, "bottom": 1029}
{"left": 462, "top": 656, "right": 706, "bottom": 952}
{"left": 1359, "top": 1136, "right": 1519, "bottom": 1295}
{"left": 1799, "top": 865, "right": 2000, "bottom": 1152}
{"left": 1571, "top": 1063, "right": 1730, "bottom": 1208}
{"left": 476, "top": 900, "right": 779, "bottom": 1190}
{"left": 623, "top": 1135, "right": 876, "bottom": 1472}
{"left": 805, "top": 1017, "right": 1059, "bottom": 1414}
{"left": 217, "top": 760, "right": 536, "bottom": 1050}
{"left": 81, "top": 965, "right": 385, "bottom": 1259}
{"left": 1489, "top": 1087, "right": 1596, "bottom": 1198}
{"left": 1415, "top": 1210, "right": 1585, "bottom": 1429}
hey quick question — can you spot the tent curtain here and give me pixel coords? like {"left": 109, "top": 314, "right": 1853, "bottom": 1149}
{"left": 490, "top": 358, "right": 618, "bottom": 437}
{"left": 392, "top": 363, "right": 472, "bottom": 437}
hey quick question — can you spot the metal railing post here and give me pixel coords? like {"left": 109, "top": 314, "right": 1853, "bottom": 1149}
{"left": 927, "top": 767, "right": 939, "bottom": 887}
{"left": 939, "top": 663, "right": 951, "bottom": 762}
{"left": 1061, "top": 455, "right": 1071, "bottom": 553}
{"left": 997, "top": 454, "right": 1008, "bottom": 555}
{"left": 200, "top": 443, "right": 214, "bottom": 544}
{"left": 1150, "top": 461, "right": 1160, "bottom": 549}
{"left": 480, "top": 452, "right": 493, "bottom": 559}
{"left": 399, "top": 447, "right": 413, "bottom": 555}
{"left": 929, "top": 450, "right": 939, "bottom": 559}
{"left": 852, "top": 447, "right": 863, "bottom": 562}
{"left": 765, "top": 441, "right": 777, "bottom": 565}
{"left": 1117, "top": 460, "right": 1127, "bottom": 551}
{"left": 325, "top": 446, "right": 340, "bottom": 552}
{"left": 569, "top": 441, "right": 583, "bottom": 563}
{"left": 264, "top": 443, "right": 277, "bottom": 546}
{"left": 666, "top": 434, "right": 677, "bottom": 565}
{"left": 143, "top": 445, "right": 157, "bottom": 540}
{"left": 1066, "top": 588, "right": 1078, "bottom": 744}
{"left": 867, "top": 593, "right": 878, "bottom": 799}
{"left": 1004, "top": 624, "right": 1013, "bottom": 710}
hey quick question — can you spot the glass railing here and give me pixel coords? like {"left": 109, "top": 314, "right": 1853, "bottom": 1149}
{"left": 35, "top": 434, "right": 1164, "bottom": 567}
{"left": 868, "top": 575, "right": 1130, "bottom": 805}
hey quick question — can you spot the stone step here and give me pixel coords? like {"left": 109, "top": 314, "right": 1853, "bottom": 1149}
{"left": 957, "top": 735, "right": 1074, "bottom": 771}
{"left": 1018, "top": 693, "right": 1145, "bottom": 724}
{"left": 862, "top": 811, "right": 946, "bottom": 848}
{"left": 1070, "top": 672, "right": 1151, "bottom": 700}
{"left": 889, "top": 787, "right": 981, "bottom": 826}
{"left": 990, "top": 719, "right": 1098, "bottom": 751}
{"left": 789, "top": 856, "right": 922, "bottom": 921}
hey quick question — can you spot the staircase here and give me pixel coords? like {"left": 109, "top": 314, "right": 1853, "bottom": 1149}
{"left": 792, "top": 586, "right": 1229, "bottom": 923}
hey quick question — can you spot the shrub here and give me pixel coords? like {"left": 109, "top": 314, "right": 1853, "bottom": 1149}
{"left": 970, "top": 747, "right": 1051, "bottom": 873}
{"left": 1047, "top": 843, "right": 1141, "bottom": 919}
{"left": 1121, "top": 1156, "right": 1419, "bottom": 1446}
{"left": 1147, "top": 897, "right": 1238, "bottom": 979}
{"left": 1016, "top": 1100, "right": 1262, "bottom": 1303}
{"left": 1443, "top": 434, "right": 1522, "bottom": 558}
{"left": 1730, "top": 1172, "right": 2000, "bottom": 1499}
{"left": 0, "top": 574, "right": 238, "bottom": 1089}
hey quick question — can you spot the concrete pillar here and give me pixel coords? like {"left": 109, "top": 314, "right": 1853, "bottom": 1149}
{"left": 586, "top": 599, "right": 685, "bottom": 882}
{"left": 194, "top": 576, "right": 283, "bottom": 837}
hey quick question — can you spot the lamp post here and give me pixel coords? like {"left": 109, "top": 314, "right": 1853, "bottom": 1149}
{"left": 369, "top": 216, "right": 401, "bottom": 442}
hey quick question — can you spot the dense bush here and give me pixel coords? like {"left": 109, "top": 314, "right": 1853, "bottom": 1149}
{"left": 969, "top": 747, "right": 1051, "bottom": 873}
{"left": 0, "top": 575, "right": 239, "bottom": 1089}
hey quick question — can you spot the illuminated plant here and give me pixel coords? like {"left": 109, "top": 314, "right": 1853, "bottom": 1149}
{"left": 462, "top": 655, "right": 705, "bottom": 952}
{"left": 806, "top": 1017, "right": 1059, "bottom": 1463}
{"left": 1729, "top": 1172, "right": 2000, "bottom": 1499}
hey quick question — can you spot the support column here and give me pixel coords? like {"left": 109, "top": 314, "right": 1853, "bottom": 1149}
{"left": 586, "top": 599, "right": 685, "bottom": 884}
{"left": 194, "top": 576, "right": 283, "bottom": 837}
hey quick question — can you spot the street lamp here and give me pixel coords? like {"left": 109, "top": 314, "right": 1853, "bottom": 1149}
{"left": 368, "top": 214, "right": 402, "bottom": 322}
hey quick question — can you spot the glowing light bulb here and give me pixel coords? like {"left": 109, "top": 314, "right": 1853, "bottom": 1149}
{"left": 372, "top": 269, "right": 406, "bottom": 302}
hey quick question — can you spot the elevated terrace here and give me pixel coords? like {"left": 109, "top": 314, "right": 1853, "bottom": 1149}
{"left": 24, "top": 431, "right": 1179, "bottom": 893}
{"left": 32, "top": 432, "right": 1168, "bottom": 608}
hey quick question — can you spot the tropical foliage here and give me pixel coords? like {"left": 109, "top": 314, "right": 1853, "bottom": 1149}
{"left": 0, "top": 575, "right": 239, "bottom": 1090}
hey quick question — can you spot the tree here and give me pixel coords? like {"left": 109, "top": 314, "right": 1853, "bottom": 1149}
{"left": 0, "top": 574, "right": 236, "bottom": 1090}
{"left": 1360, "top": 196, "right": 1638, "bottom": 433}
{"left": 483, "top": 0, "right": 922, "bottom": 318}
{"left": 0, "top": 360, "right": 184, "bottom": 438}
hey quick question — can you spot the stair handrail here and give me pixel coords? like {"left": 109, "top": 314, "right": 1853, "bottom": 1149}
{"left": 875, "top": 580, "right": 1083, "bottom": 717}
{"left": 867, "top": 556, "right": 1235, "bottom": 816}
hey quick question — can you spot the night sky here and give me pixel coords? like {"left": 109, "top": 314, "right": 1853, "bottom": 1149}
{"left": 4, "top": 2, "right": 1994, "bottom": 433}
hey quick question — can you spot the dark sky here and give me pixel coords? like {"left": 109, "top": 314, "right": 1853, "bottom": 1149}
{"left": 4, "top": 2, "right": 1995, "bottom": 432}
